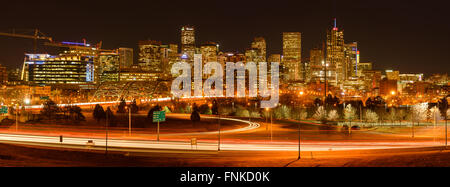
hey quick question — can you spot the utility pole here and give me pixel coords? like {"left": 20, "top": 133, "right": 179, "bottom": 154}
{"left": 298, "top": 123, "right": 301, "bottom": 160}
{"left": 105, "top": 108, "right": 109, "bottom": 155}
{"left": 216, "top": 99, "right": 221, "bottom": 151}
{"left": 218, "top": 113, "right": 221, "bottom": 151}
{"left": 445, "top": 114, "right": 448, "bottom": 149}
{"left": 270, "top": 110, "right": 273, "bottom": 142}
{"left": 157, "top": 121, "right": 160, "bottom": 141}
{"left": 15, "top": 104, "right": 19, "bottom": 131}
{"left": 128, "top": 106, "right": 131, "bottom": 136}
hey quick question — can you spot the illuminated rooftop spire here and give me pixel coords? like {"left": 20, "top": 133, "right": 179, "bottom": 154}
{"left": 332, "top": 18, "right": 338, "bottom": 31}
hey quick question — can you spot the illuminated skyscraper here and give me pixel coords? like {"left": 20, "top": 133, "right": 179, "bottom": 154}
{"left": 282, "top": 32, "right": 302, "bottom": 81}
{"left": 0, "top": 64, "right": 7, "bottom": 84}
{"left": 344, "top": 42, "right": 358, "bottom": 78}
{"left": 118, "top": 48, "right": 133, "bottom": 68}
{"left": 309, "top": 48, "right": 324, "bottom": 82}
{"left": 181, "top": 26, "right": 196, "bottom": 63}
{"left": 251, "top": 37, "right": 266, "bottom": 62}
{"left": 138, "top": 40, "right": 163, "bottom": 72}
{"left": 268, "top": 54, "right": 281, "bottom": 63}
{"left": 21, "top": 42, "right": 97, "bottom": 85}
{"left": 326, "top": 18, "right": 345, "bottom": 85}
{"left": 386, "top": 70, "right": 400, "bottom": 81}
{"left": 23, "top": 53, "right": 95, "bottom": 84}
{"left": 96, "top": 49, "right": 120, "bottom": 82}
{"left": 200, "top": 42, "right": 218, "bottom": 64}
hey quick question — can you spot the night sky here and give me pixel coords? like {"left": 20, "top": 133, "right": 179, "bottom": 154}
{"left": 0, "top": 0, "right": 448, "bottom": 76}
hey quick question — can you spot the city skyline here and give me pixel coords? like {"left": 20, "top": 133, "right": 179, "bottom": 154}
{"left": 0, "top": 0, "right": 449, "bottom": 171}
{"left": 0, "top": 0, "right": 449, "bottom": 77}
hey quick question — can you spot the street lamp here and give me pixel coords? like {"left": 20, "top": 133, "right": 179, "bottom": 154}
{"left": 298, "top": 121, "right": 301, "bottom": 160}
{"left": 391, "top": 91, "right": 396, "bottom": 96}
{"left": 15, "top": 104, "right": 19, "bottom": 131}
{"left": 265, "top": 108, "right": 273, "bottom": 141}
{"left": 265, "top": 108, "right": 269, "bottom": 131}
{"left": 105, "top": 107, "right": 109, "bottom": 155}
{"left": 126, "top": 106, "right": 132, "bottom": 136}
{"left": 24, "top": 98, "right": 30, "bottom": 105}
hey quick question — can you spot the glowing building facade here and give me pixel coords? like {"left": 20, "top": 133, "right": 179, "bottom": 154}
{"left": 23, "top": 53, "right": 95, "bottom": 84}
{"left": 181, "top": 26, "right": 196, "bottom": 63}
{"left": 326, "top": 19, "right": 345, "bottom": 85}
{"left": 309, "top": 48, "right": 324, "bottom": 82}
{"left": 0, "top": 64, "right": 7, "bottom": 84}
{"left": 251, "top": 37, "right": 266, "bottom": 63}
{"left": 344, "top": 42, "right": 358, "bottom": 78}
{"left": 282, "top": 32, "right": 302, "bottom": 81}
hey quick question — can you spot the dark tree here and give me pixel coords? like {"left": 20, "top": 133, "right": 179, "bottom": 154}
{"left": 366, "top": 97, "right": 374, "bottom": 109}
{"left": 93, "top": 104, "right": 106, "bottom": 123}
{"left": 199, "top": 104, "right": 210, "bottom": 114}
{"left": 105, "top": 107, "right": 116, "bottom": 127}
{"left": 69, "top": 106, "right": 85, "bottom": 121}
{"left": 129, "top": 99, "right": 139, "bottom": 113}
{"left": 325, "top": 94, "right": 334, "bottom": 106}
{"left": 190, "top": 110, "right": 201, "bottom": 123}
{"left": 314, "top": 98, "right": 322, "bottom": 106}
{"left": 40, "top": 99, "right": 59, "bottom": 120}
{"left": 117, "top": 98, "right": 127, "bottom": 113}
{"left": 192, "top": 103, "right": 199, "bottom": 112}
{"left": 147, "top": 105, "right": 162, "bottom": 122}
{"left": 211, "top": 100, "right": 219, "bottom": 115}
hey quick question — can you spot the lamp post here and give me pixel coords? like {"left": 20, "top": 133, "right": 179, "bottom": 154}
{"left": 15, "top": 104, "right": 19, "bottom": 131}
{"left": 265, "top": 108, "right": 269, "bottom": 130}
{"left": 264, "top": 108, "right": 273, "bottom": 141}
{"left": 298, "top": 122, "right": 301, "bottom": 160}
{"left": 269, "top": 108, "right": 273, "bottom": 142}
{"left": 218, "top": 112, "right": 221, "bottom": 151}
{"left": 105, "top": 107, "right": 109, "bottom": 155}
{"left": 126, "top": 106, "right": 131, "bottom": 136}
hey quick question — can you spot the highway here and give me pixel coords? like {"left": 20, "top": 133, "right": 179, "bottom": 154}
{"left": 0, "top": 115, "right": 445, "bottom": 153}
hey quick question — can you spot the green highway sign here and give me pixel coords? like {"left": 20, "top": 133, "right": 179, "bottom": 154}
{"left": 0, "top": 106, "right": 8, "bottom": 114}
{"left": 153, "top": 111, "right": 166, "bottom": 123}
{"left": 40, "top": 96, "right": 49, "bottom": 100}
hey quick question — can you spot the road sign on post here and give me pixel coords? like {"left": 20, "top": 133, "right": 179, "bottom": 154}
{"left": 153, "top": 111, "right": 166, "bottom": 141}
{"left": 153, "top": 111, "right": 166, "bottom": 122}
{"left": 0, "top": 106, "right": 8, "bottom": 114}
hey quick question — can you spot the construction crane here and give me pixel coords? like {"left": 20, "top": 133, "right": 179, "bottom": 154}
{"left": 0, "top": 29, "right": 53, "bottom": 53}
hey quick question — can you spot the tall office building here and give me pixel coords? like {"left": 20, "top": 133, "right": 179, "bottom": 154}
{"left": 282, "top": 32, "right": 302, "bottom": 81}
{"left": 0, "top": 64, "right": 7, "bottom": 84}
{"left": 268, "top": 54, "right": 281, "bottom": 63}
{"left": 22, "top": 53, "right": 95, "bottom": 84}
{"left": 138, "top": 40, "right": 163, "bottom": 72}
{"left": 344, "top": 42, "right": 359, "bottom": 78}
{"left": 96, "top": 50, "right": 120, "bottom": 82}
{"left": 386, "top": 70, "right": 400, "bottom": 81}
{"left": 118, "top": 48, "right": 133, "bottom": 68}
{"left": 357, "top": 62, "right": 372, "bottom": 76}
{"left": 200, "top": 42, "right": 218, "bottom": 64}
{"left": 7, "top": 68, "right": 21, "bottom": 85}
{"left": 309, "top": 48, "right": 324, "bottom": 82}
{"left": 251, "top": 37, "right": 266, "bottom": 62}
{"left": 181, "top": 26, "right": 196, "bottom": 63}
{"left": 326, "top": 19, "right": 345, "bottom": 85}
{"left": 21, "top": 42, "right": 97, "bottom": 85}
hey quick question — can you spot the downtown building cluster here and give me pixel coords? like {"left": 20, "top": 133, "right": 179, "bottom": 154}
{"left": 0, "top": 20, "right": 448, "bottom": 106}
